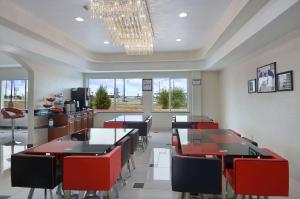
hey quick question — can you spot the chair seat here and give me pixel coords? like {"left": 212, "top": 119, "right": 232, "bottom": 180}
{"left": 1, "top": 108, "right": 24, "bottom": 119}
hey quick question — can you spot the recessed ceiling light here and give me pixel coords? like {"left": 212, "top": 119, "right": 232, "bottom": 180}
{"left": 179, "top": 12, "right": 187, "bottom": 18}
{"left": 75, "top": 17, "right": 84, "bottom": 22}
{"left": 104, "top": 41, "right": 110, "bottom": 45}
{"left": 176, "top": 38, "right": 182, "bottom": 42}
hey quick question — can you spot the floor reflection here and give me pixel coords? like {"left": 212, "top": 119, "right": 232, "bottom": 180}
{"left": 0, "top": 145, "right": 26, "bottom": 173}
{"left": 152, "top": 148, "right": 170, "bottom": 181}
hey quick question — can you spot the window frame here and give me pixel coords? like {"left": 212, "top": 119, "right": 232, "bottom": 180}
{"left": 88, "top": 78, "right": 143, "bottom": 112}
{"left": 0, "top": 79, "right": 28, "bottom": 110}
{"left": 152, "top": 77, "right": 189, "bottom": 112}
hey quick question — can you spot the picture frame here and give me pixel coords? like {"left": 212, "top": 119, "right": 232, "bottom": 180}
{"left": 248, "top": 79, "right": 256, "bottom": 93}
{"left": 142, "top": 79, "right": 152, "bottom": 91}
{"left": 276, "top": 70, "right": 293, "bottom": 91}
{"left": 192, "top": 79, "right": 201, "bottom": 85}
{"left": 257, "top": 62, "right": 276, "bottom": 93}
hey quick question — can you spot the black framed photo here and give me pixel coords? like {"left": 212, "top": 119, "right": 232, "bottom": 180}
{"left": 248, "top": 79, "right": 256, "bottom": 93}
{"left": 142, "top": 79, "right": 152, "bottom": 91}
{"left": 257, "top": 62, "right": 276, "bottom": 93}
{"left": 276, "top": 70, "right": 293, "bottom": 91}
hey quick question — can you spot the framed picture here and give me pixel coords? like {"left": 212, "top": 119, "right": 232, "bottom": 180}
{"left": 248, "top": 79, "right": 256, "bottom": 93}
{"left": 257, "top": 62, "right": 276, "bottom": 93}
{"left": 142, "top": 79, "right": 152, "bottom": 91}
{"left": 192, "top": 79, "right": 201, "bottom": 85}
{"left": 276, "top": 70, "right": 293, "bottom": 91}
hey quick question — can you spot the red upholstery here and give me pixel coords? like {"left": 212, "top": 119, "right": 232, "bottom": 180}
{"left": 1, "top": 108, "right": 24, "bottom": 119}
{"left": 196, "top": 122, "right": 219, "bottom": 129}
{"left": 103, "top": 121, "right": 124, "bottom": 128}
{"left": 172, "top": 135, "right": 179, "bottom": 149}
{"left": 229, "top": 129, "right": 242, "bottom": 137}
{"left": 224, "top": 148, "right": 289, "bottom": 196}
{"left": 63, "top": 146, "right": 121, "bottom": 191}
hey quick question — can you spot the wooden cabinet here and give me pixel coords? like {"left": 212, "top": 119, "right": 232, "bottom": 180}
{"left": 48, "top": 125, "right": 69, "bottom": 141}
{"left": 47, "top": 110, "right": 93, "bottom": 141}
{"left": 87, "top": 111, "right": 94, "bottom": 128}
{"left": 81, "top": 112, "right": 88, "bottom": 129}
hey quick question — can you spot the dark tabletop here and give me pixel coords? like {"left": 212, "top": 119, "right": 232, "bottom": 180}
{"left": 26, "top": 128, "right": 134, "bottom": 154}
{"left": 177, "top": 129, "right": 271, "bottom": 157}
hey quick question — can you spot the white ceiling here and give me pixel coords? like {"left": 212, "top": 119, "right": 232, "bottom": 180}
{"left": 1, "top": 0, "right": 300, "bottom": 72}
{"left": 12, "top": 0, "right": 231, "bottom": 53}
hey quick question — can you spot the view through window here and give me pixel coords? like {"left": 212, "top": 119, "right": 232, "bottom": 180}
{"left": 1, "top": 80, "right": 28, "bottom": 109}
{"left": 153, "top": 78, "right": 188, "bottom": 112}
{"left": 89, "top": 78, "right": 142, "bottom": 112}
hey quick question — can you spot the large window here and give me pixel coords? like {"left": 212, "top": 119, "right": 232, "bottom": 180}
{"left": 89, "top": 78, "right": 142, "bottom": 112}
{"left": 1, "top": 80, "right": 28, "bottom": 109}
{"left": 153, "top": 78, "right": 188, "bottom": 112}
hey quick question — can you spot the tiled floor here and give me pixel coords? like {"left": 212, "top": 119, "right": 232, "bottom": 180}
{"left": 0, "top": 130, "right": 179, "bottom": 199}
{"left": 0, "top": 130, "right": 288, "bottom": 199}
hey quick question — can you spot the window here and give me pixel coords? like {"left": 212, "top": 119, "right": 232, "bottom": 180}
{"left": 1, "top": 80, "right": 28, "bottom": 109}
{"left": 88, "top": 78, "right": 142, "bottom": 112}
{"left": 153, "top": 78, "right": 188, "bottom": 112}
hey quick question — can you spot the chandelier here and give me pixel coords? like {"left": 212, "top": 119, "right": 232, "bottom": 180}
{"left": 90, "top": 0, "right": 154, "bottom": 55}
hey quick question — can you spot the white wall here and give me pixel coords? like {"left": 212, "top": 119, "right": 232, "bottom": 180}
{"left": 219, "top": 31, "right": 300, "bottom": 198}
{"left": 85, "top": 71, "right": 203, "bottom": 130}
{"left": 201, "top": 71, "right": 221, "bottom": 122}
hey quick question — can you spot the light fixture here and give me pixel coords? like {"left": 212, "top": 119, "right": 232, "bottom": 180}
{"left": 90, "top": 0, "right": 154, "bottom": 55}
{"left": 103, "top": 41, "right": 110, "bottom": 45}
{"left": 75, "top": 17, "right": 84, "bottom": 22}
{"left": 176, "top": 38, "right": 182, "bottom": 42}
{"left": 179, "top": 12, "right": 187, "bottom": 18}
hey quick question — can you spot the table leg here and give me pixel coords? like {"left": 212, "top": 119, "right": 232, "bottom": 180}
{"left": 27, "top": 188, "right": 34, "bottom": 199}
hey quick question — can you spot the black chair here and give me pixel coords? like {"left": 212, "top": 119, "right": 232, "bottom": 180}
{"left": 242, "top": 137, "right": 258, "bottom": 147}
{"left": 171, "top": 147, "right": 222, "bottom": 198}
{"left": 116, "top": 136, "right": 132, "bottom": 183}
{"left": 129, "top": 129, "right": 139, "bottom": 169}
{"left": 11, "top": 152, "right": 62, "bottom": 199}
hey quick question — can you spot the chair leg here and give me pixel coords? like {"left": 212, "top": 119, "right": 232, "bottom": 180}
{"left": 27, "top": 188, "right": 34, "bottom": 199}
{"left": 49, "top": 190, "right": 53, "bottom": 199}
{"left": 127, "top": 160, "right": 131, "bottom": 177}
{"left": 56, "top": 183, "right": 63, "bottom": 195}
{"left": 107, "top": 190, "right": 112, "bottom": 199}
{"left": 64, "top": 190, "right": 71, "bottom": 199}
{"left": 78, "top": 191, "right": 86, "bottom": 199}
{"left": 130, "top": 156, "right": 136, "bottom": 170}
{"left": 44, "top": 189, "right": 47, "bottom": 198}
{"left": 114, "top": 184, "right": 119, "bottom": 198}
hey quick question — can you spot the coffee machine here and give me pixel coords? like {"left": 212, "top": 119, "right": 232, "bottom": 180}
{"left": 71, "top": 87, "right": 90, "bottom": 111}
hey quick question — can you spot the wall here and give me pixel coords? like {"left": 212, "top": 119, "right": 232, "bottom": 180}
{"left": 219, "top": 31, "right": 300, "bottom": 198}
{"left": 201, "top": 71, "right": 221, "bottom": 122}
{"left": 84, "top": 71, "right": 203, "bottom": 130}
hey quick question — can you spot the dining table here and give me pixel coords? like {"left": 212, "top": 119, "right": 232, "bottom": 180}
{"left": 172, "top": 115, "right": 215, "bottom": 129}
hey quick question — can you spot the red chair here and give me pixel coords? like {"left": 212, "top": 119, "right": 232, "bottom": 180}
{"left": 224, "top": 148, "right": 289, "bottom": 198}
{"left": 103, "top": 121, "right": 124, "bottom": 128}
{"left": 63, "top": 146, "right": 122, "bottom": 199}
{"left": 1, "top": 108, "right": 24, "bottom": 145}
{"left": 196, "top": 122, "right": 219, "bottom": 129}
{"left": 229, "top": 129, "right": 242, "bottom": 137}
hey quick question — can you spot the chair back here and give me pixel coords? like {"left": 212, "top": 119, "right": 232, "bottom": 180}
{"left": 116, "top": 136, "right": 131, "bottom": 167}
{"left": 196, "top": 122, "right": 219, "bottom": 129}
{"left": 63, "top": 146, "right": 121, "bottom": 191}
{"left": 242, "top": 137, "right": 258, "bottom": 147}
{"left": 71, "top": 128, "right": 89, "bottom": 141}
{"left": 11, "top": 152, "right": 60, "bottom": 189}
{"left": 171, "top": 147, "right": 222, "bottom": 194}
{"left": 231, "top": 149, "right": 289, "bottom": 196}
{"left": 129, "top": 130, "right": 139, "bottom": 155}
{"left": 103, "top": 121, "right": 124, "bottom": 128}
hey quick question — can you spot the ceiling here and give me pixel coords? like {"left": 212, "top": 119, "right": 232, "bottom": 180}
{"left": 1, "top": 0, "right": 300, "bottom": 72}
{"left": 12, "top": 0, "right": 231, "bottom": 53}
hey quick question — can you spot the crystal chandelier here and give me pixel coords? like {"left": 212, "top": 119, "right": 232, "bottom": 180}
{"left": 90, "top": 0, "right": 154, "bottom": 55}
